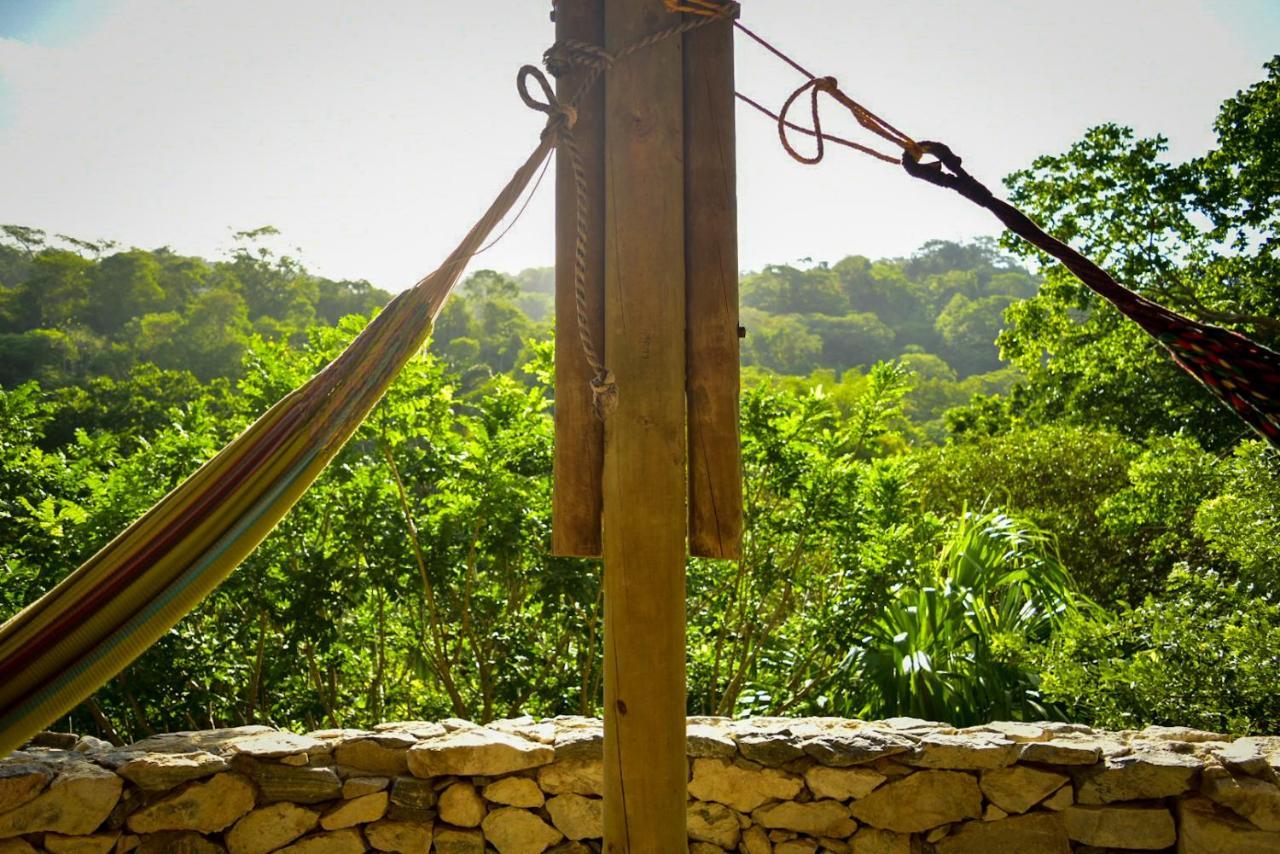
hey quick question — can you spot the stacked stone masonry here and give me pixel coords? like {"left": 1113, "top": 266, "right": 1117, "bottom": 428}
{"left": 1, "top": 716, "right": 1278, "bottom": 852}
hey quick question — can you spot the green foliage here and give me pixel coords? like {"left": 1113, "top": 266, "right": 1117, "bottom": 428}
{"left": 999, "top": 57, "right": 1280, "bottom": 448}
{"left": 1194, "top": 442, "right": 1280, "bottom": 592}
{"left": 843, "top": 510, "right": 1087, "bottom": 724}
{"left": 912, "top": 426, "right": 1140, "bottom": 602}
{"left": 1037, "top": 568, "right": 1280, "bottom": 734}
{"left": 687, "top": 365, "right": 931, "bottom": 718}
{"left": 0, "top": 229, "right": 390, "bottom": 388}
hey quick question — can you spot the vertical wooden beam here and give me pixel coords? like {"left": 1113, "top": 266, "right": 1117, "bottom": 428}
{"left": 602, "top": 0, "right": 688, "bottom": 849}
{"left": 684, "top": 10, "right": 742, "bottom": 560}
{"left": 552, "top": 0, "right": 606, "bottom": 558}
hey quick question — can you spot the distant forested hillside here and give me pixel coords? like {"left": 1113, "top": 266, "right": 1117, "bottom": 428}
{"left": 0, "top": 225, "right": 390, "bottom": 386}
{"left": 2, "top": 227, "right": 1029, "bottom": 439}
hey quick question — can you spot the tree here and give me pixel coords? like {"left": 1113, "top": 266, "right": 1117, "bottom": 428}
{"left": 998, "top": 57, "right": 1280, "bottom": 446}
{"left": 87, "top": 250, "right": 167, "bottom": 334}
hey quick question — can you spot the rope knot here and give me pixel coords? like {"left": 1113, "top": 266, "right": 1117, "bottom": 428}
{"left": 544, "top": 39, "right": 615, "bottom": 77}
{"left": 815, "top": 76, "right": 838, "bottom": 93}
{"left": 591, "top": 371, "right": 619, "bottom": 421}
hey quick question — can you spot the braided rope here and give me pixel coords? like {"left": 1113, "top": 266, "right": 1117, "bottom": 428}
{"left": 542, "top": 0, "right": 740, "bottom": 419}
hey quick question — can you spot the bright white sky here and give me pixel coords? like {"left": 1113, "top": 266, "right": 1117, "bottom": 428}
{"left": 1, "top": 1, "right": 1277, "bottom": 291}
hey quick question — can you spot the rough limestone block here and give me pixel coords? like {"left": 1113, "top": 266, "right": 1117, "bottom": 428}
{"left": 934, "top": 813, "right": 1069, "bottom": 854}
{"left": 1074, "top": 750, "right": 1202, "bottom": 803}
{"left": 340, "top": 776, "right": 389, "bottom": 799}
{"left": 687, "top": 757, "right": 803, "bottom": 813}
{"left": 1201, "top": 766, "right": 1280, "bottom": 831}
{"left": 116, "top": 752, "right": 227, "bottom": 792}
{"left": 1017, "top": 740, "right": 1103, "bottom": 765}
{"left": 0, "top": 763, "right": 52, "bottom": 814}
{"left": 687, "top": 800, "right": 741, "bottom": 849}
{"left": 801, "top": 731, "right": 915, "bottom": 767}
{"left": 535, "top": 759, "right": 602, "bottom": 797}
{"left": 127, "top": 771, "right": 255, "bottom": 834}
{"left": 225, "top": 802, "right": 319, "bottom": 854}
{"left": 437, "top": 782, "right": 486, "bottom": 828}
{"left": 740, "top": 824, "right": 771, "bottom": 854}
{"left": 434, "top": 823, "right": 485, "bottom": 853}
{"left": 0, "top": 761, "right": 122, "bottom": 837}
{"left": 847, "top": 770, "right": 981, "bottom": 833}
{"left": 224, "top": 732, "right": 326, "bottom": 761}
{"left": 1040, "top": 784, "right": 1074, "bottom": 811}
{"left": 549, "top": 728, "right": 602, "bottom": 764}
{"left": 41, "top": 833, "right": 119, "bottom": 854}
{"left": 482, "top": 776, "right": 544, "bottom": 808}
{"left": 135, "top": 831, "right": 223, "bottom": 853}
{"left": 1061, "top": 803, "right": 1176, "bottom": 849}
{"left": 773, "top": 840, "right": 818, "bottom": 854}
{"left": 751, "top": 799, "right": 857, "bottom": 838}
{"left": 737, "top": 731, "right": 807, "bottom": 765}
{"left": 319, "top": 791, "right": 388, "bottom": 830}
{"left": 685, "top": 723, "right": 737, "bottom": 759}
{"left": 275, "top": 828, "right": 365, "bottom": 853}
{"left": 481, "top": 807, "right": 562, "bottom": 853}
{"left": 978, "top": 765, "right": 1069, "bottom": 814}
{"left": 849, "top": 827, "right": 917, "bottom": 854}
{"left": 903, "top": 734, "right": 1019, "bottom": 770}
{"left": 1178, "top": 794, "right": 1280, "bottom": 854}
{"left": 230, "top": 757, "right": 341, "bottom": 804}
{"left": 407, "top": 729, "right": 552, "bottom": 778}
{"left": 372, "top": 721, "right": 447, "bottom": 740}
{"left": 364, "top": 818, "right": 433, "bottom": 853}
{"left": 488, "top": 718, "right": 556, "bottom": 746}
{"left": 804, "top": 766, "right": 886, "bottom": 801}
{"left": 388, "top": 775, "right": 436, "bottom": 811}
{"left": 545, "top": 794, "right": 602, "bottom": 840}
{"left": 333, "top": 733, "right": 416, "bottom": 776}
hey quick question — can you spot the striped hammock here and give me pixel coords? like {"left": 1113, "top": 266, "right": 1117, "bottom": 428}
{"left": 0, "top": 136, "right": 556, "bottom": 757}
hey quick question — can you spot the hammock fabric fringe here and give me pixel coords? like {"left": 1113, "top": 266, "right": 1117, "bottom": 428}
{"left": 0, "top": 135, "right": 556, "bottom": 757}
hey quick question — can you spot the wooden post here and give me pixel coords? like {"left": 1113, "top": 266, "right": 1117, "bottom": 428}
{"left": 684, "top": 10, "right": 742, "bottom": 560}
{"left": 552, "top": 0, "right": 606, "bottom": 558}
{"left": 602, "top": 0, "right": 688, "bottom": 849}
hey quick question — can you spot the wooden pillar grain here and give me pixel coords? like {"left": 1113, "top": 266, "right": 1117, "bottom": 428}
{"left": 684, "top": 10, "right": 742, "bottom": 560}
{"left": 602, "top": 0, "right": 689, "bottom": 849}
{"left": 552, "top": 0, "right": 606, "bottom": 558}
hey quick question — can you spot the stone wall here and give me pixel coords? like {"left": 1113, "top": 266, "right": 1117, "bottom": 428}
{"left": 1, "top": 716, "right": 1278, "bottom": 853}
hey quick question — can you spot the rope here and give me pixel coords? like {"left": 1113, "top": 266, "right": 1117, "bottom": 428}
{"left": 732, "top": 19, "right": 924, "bottom": 166}
{"left": 541, "top": 0, "right": 740, "bottom": 419}
{"left": 901, "top": 142, "right": 1280, "bottom": 447}
{"left": 730, "top": 13, "right": 1280, "bottom": 448}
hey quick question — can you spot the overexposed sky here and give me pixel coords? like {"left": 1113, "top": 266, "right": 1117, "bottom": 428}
{"left": 1, "top": 1, "right": 1277, "bottom": 290}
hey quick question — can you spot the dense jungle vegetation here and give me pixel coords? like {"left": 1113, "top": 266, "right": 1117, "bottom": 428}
{"left": 1, "top": 58, "right": 1278, "bottom": 742}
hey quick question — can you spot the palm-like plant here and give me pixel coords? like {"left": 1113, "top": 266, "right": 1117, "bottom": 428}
{"left": 839, "top": 509, "right": 1089, "bottom": 724}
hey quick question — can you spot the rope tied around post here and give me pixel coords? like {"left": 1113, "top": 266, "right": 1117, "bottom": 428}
{"left": 538, "top": 1, "right": 738, "bottom": 420}
{"left": 518, "top": 63, "right": 618, "bottom": 419}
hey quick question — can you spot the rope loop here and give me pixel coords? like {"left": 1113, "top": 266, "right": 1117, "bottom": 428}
{"left": 777, "top": 77, "right": 832, "bottom": 165}
{"left": 517, "top": 64, "right": 577, "bottom": 138}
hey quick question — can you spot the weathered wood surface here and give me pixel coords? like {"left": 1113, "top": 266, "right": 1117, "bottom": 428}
{"left": 602, "top": 0, "right": 689, "bottom": 849}
{"left": 684, "top": 12, "right": 742, "bottom": 560}
{"left": 552, "top": 0, "right": 607, "bottom": 558}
